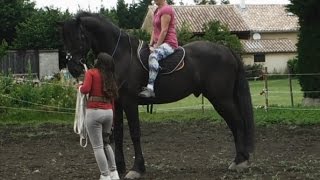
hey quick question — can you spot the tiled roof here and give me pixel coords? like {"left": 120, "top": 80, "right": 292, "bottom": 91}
{"left": 235, "top": 4, "right": 299, "bottom": 32}
{"left": 174, "top": 5, "right": 249, "bottom": 33}
{"left": 240, "top": 39, "right": 297, "bottom": 53}
{"left": 142, "top": 4, "right": 299, "bottom": 33}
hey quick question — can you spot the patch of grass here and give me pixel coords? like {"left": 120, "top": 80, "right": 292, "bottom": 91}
{"left": 0, "top": 110, "right": 73, "bottom": 125}
{"left": 148, "top": 78, "right": 304, "bottom": 111}
{"left": 249, "top": 78, "right": 303, "bottom": 106}
{"left": 139, "top": 107, "right": 320, "bottom": 125}
{"left": 254, "top": 107, "right": 320, "bottom": 125}
{"left": 1, "top": 79, "right": 319, "bottom": 126}
{"left": 1, "top": 106, "right": 319, "bottom": 126}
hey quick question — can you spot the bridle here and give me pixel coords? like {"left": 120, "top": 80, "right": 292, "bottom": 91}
{"left": 65, "top": 24, "right": 88, "bottom": 66}
{"left": 66, "top": 26, "right": 123, "bottom": 67}
{"left": 66, "top": 24, "right": 133, "bottom": 89}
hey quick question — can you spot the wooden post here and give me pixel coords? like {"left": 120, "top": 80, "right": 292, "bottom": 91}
{"left": 288, "top": 68, "right": 294, "bottom": 107}
{"left": 264, "top": 67, "right": 268, "bottom": 111}
{"left": 147, "top": 105, "right": 150, "bottom": 113}
{"left": 201, "top": 94, "right": 204, "bottom": 113}
{"left": 150, "top": 104, "right": 153, "bottom": 114}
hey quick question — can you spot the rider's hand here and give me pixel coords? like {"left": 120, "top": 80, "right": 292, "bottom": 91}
{"left": 149, "top": 46, "right": 155, "bottom": 52}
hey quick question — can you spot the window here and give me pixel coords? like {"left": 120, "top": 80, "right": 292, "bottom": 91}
{"left": 254, "top": 53, "right": 265, "bottom": 62}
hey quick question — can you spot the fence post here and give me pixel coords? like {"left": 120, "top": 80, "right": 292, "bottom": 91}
{"left": 147, "top": 104, "right": 153, "bottom": 114}
{"left": 264, "top": 67, "right": 268, "bottom": 111}
{"left": 201, "top": 94, "right": 204, "bottom": 113}
{"left": 288, "top": 68, "right": 294, "bottom": 107}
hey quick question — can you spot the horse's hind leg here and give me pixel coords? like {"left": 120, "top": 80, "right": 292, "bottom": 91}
{"left": 208, "top": 97, "right": 250, "bottom": 170}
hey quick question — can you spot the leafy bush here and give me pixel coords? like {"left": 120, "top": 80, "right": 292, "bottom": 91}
{"left": 244, "top": 64, "right": 263, "bottom": 80}
{"left": 287, "top": 57, "right": 298, "bottom": 74}
{"left": 201, "top": 20, "right": 243, "bottom": 53}
{"left": 128, "top": 29, "right": 151, "bottom": 41}
{"left": 177, "top": 21, "right": 194, "bottom": 46}
{"left": 13, "top": 8, "right": 71, "bottom": 49}
{"left": 0, "top": 39, "right": 8, "bottom": 58}
{"left": 0, "top": 75, "right": 76, "bottom": 117}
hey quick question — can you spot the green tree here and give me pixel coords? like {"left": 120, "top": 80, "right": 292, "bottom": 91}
{"left": 177, "top": 21, "right": 194, "bottom": 46}
{"left": 194, "top": 0, "right": 216, "bottom": 5}
{"left": 127, "top": 0, "right": 152, "bottom": 29}
{"left": 287, "top": 0, "right": 320, "bottom": 98}
{"left": 100, "top": 7, "right": 119, "bottom": 25}
{"left": 128, "top": 4, "right": 141, "bottom": 28}
{"left": 202, "top": 20, "right": 242, "bottom": 53}
{"left": 128, "top": 29, "right": 151, "bottom": 41}
{"left": 0, "top": 40, "right": 9, "bottom": 58}
{"left": 13, "top": 8, "right": 72, "bottom": 49}
{"left": 221, "top": 0, "right": 230, "bottom": 4}
{"left": 0, "top": 0, "right": 36, "bottom": 45}
{"left": 116, "top": 0, "right": 130, "bottom": 28}
{"left": 167, "top": 0, "right": 175, "bottom": 5}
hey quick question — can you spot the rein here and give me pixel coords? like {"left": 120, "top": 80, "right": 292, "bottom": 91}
{"left": 113, "top": 30, "right": 133, "bottom": 89}
{"left": 112, "top": 30, "right": 122, "bottom": 57}
{"left": 73, "top": 24, "right": 133, "bottom": 90}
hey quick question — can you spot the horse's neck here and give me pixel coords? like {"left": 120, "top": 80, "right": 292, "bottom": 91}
{"left": 82, "top": 17, "right": 121, "bottom": 55}
{"left": 111, "top": 33, "right": 140, "bottom": 58}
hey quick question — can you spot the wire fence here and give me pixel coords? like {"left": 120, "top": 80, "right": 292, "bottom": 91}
{"left": 1, "top": 69, "right": 320, "bottom": 115}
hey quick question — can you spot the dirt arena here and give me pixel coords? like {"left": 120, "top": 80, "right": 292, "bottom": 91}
{"left": 1, "top": 120, "right": 319, "bottom": 180}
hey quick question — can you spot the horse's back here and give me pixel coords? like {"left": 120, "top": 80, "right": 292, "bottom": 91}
{"left": 183, "top": 41, "right": 239, "bottom": 75}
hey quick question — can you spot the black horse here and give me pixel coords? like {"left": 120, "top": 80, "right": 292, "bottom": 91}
{"left": 60, "top": 12, "right": 254, "bottom": 179}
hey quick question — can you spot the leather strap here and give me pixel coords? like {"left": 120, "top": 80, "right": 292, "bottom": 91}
{"left": 88, "top": 96, "right": 111, "bottom": 103}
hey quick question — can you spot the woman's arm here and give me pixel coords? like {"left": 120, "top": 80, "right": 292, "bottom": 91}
{"left": 149, "top": 30, "right": 154, "bottom": 46}
{"left": 154, "top": 14, "right": 171, "bottom": 48}
{"left": 80, "top": 71, "right": 92, "bottom": 94}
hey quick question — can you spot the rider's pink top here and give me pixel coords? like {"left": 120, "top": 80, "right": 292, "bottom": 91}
{"left": 153, "top": 5, "right": 178, "bottom": 49}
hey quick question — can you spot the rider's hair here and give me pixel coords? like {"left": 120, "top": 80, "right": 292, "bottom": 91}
{"left": 94, "top": 53, "right": 118, "bottom": 99}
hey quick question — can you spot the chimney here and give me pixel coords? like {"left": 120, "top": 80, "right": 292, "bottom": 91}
{"left": 240, "top": 0, "right": 246, "bottom": 9}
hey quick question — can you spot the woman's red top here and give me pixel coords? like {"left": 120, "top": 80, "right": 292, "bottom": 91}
{"left": 80, "top": 68, "right": 113, "bottom": 110}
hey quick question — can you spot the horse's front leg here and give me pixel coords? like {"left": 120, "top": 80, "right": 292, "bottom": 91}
{"left": 113, "top": 100, "right": 126, "bottom": 175}
{"left": 122, "top": 96, "right": 146, "bottom": 179}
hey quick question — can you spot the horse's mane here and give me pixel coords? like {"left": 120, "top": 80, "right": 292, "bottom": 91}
{"left": 75, "top": 11, "right": 115, "bottom": 27}
{"left": 74, "top": 11, "right": 139, "bottom": 44}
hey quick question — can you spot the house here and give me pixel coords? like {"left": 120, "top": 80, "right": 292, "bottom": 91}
{"left": 141, "top": 4, "right": 299, "bottom": 73}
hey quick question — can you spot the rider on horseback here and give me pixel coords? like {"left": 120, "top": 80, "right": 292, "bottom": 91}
{"left": 138, "top": 0, "right": 178, "bottom": 98}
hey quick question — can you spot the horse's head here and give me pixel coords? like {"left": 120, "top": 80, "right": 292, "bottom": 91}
{"left": 58, "top": 18, "right": 91, "bottom": 78}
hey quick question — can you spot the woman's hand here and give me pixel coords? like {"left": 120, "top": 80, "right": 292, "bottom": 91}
{"left": 149, "top": 46, "right": 155, "bottom": 52}
{"left": 76, "top": 81, "right": 83, "bottom": 89}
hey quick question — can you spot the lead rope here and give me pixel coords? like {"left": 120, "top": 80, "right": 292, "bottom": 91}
{"left": 73, "top": 63, "right": 88, "bottom": 147}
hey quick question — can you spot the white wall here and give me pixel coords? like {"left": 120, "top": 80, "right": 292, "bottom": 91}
{"left": 39, "top": 50, "right": 59, "bottom": 79}
{"left": 259, "top": 32, "right": 298, "bottom": 44}
{"left": 242, "top": 52, "right": 296, "bottom": 73}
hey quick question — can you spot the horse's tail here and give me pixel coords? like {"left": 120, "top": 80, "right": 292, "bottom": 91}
{"left": 232, "top": 50, "right": 255, "bottom": 153}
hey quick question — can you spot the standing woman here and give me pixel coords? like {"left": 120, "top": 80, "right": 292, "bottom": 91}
{"left": 139, "top": 0, "right": 178, "bottom": 98}
{"left": 80, "top": 53, "right": 120, "bottom": 180}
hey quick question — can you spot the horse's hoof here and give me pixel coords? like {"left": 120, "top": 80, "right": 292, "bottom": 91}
{"left": 228, "top": 160, "right": 249, "bottom": 171}
{"left": 124, "top": 170, "right": 142, "bottom": 179}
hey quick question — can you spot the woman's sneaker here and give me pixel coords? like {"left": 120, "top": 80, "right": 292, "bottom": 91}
{"left": 110, "top": 170, "right": 120, "bottom": 180}
{"left": 99, "top": 175, "right": 111, "bottom": 180}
